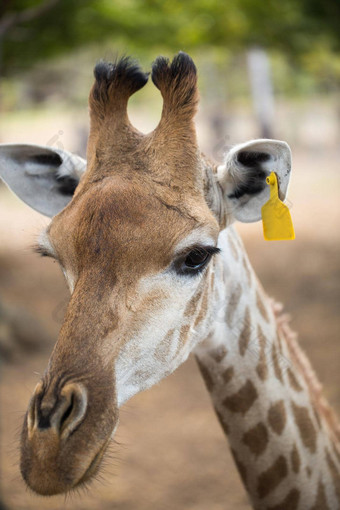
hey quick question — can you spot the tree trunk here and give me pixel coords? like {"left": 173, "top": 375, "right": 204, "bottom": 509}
{"left": 247, "top": 47, "right": 275, "bottom": 139}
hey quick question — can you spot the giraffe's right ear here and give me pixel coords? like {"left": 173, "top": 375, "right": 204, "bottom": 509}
{"left": 217, "top": 139, "right": 292, "bottom": 223}
{"left": 0, "top": 144, "right": 86, "bottom": 218}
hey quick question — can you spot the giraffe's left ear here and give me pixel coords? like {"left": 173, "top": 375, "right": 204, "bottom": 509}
{"left": 217, "top": 139, "right": 292, "bottom": 223}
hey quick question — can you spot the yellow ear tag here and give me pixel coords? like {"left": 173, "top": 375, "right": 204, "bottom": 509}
{"left": 261, "top": 171, "right": 295, "bottom": 241}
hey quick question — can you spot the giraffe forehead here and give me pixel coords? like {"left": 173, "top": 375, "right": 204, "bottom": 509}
{"left": 48, "top": 176, "right": 217, "bottom": 275}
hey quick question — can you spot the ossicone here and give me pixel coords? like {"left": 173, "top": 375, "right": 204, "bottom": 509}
{"left": 151, "top": 52, "right": 198, "bottom": 121}
{"left": 89, "top": 56, "right": 149, "bottom": 120}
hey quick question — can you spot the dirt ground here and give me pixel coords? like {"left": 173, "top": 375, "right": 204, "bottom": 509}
{"left": 0, "top": 146, "right": 340, "bottom": 510}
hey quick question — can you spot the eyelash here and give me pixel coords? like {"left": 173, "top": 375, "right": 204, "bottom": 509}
{"left": 32, "top": 244, "right": 52, "bottom": 258}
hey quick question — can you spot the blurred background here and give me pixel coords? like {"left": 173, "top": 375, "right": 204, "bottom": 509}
{"left": 0, "top": 1, "right": 340, "bottom": 509}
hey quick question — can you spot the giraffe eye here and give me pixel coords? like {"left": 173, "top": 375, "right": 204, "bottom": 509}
{"left": 175, "top": 246, "right": 220, "bottom": 276}
{"left": 185, "top": 248, "right": 210, "bottom": 268}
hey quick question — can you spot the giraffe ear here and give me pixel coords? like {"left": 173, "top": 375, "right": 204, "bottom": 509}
{"left": 0, "top": 144, "right": 86, "bottom": 218}
{"left": 217, "top": 139, "right": 292, "bottom": 223}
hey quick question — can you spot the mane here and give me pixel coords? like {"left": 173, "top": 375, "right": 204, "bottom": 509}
{"left": 271, "top": 299, "right": 340, "bottom": 445}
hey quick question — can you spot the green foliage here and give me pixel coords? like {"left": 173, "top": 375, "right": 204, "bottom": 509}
{"left": 1, "top": 0, "right": 340, "bottom": 82}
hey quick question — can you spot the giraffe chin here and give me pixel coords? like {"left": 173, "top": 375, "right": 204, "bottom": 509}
{"left": 74, "top": 439, "right": 110, "bottom": 488}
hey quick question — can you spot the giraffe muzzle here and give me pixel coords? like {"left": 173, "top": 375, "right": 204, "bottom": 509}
{"left": 20, "top": 374, "right": 117, "bottom": 495}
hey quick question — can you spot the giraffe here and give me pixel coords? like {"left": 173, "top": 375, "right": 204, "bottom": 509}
{"left": 0, "top": 52, "right": 339, "bottom": 508}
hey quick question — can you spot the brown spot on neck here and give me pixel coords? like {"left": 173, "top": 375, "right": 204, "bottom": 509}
{"left": 256, "top": 324, "right": 269, "bottom": 381}
{"left": 239, "top": 307, "right": 252, "bottom": 356}
{"left": 291, "top": 401, "right": 317, "bottom": 453}
{"left": 223, "top": 379, "right": 258, "bottom": 415}
{"left": 268, "top": 400, "right": 286, "bottom": 435}
{"left": 226, "top": 283, "right": 242, "bottom": 326}
{"left": 242, "top": 422, "right": 268, "bottom": 457}
{"left": 267, "top": 488, "right": 300, "bottom": 510}
{"left": 257, "top": 455, "right": 288, "bottom": 499}
{"left": 290, "top": 443, "right": 301, "bottom": 473}
{"left": 222, "top": 366, "right": 234, "bottom": 384}
{"left": 311, "top": 480, "right": 330, "bottom": 510}
{"left": 209, "top": 344, "right": 228, "bottom": 363}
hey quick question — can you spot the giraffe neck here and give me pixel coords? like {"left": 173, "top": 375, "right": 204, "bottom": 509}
{"left": 194, "top": 227, "right": 340, "bottom": 510}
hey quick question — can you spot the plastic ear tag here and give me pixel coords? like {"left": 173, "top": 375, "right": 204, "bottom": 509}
{"left": 261, "top": 172, "right": 295, "bottom": 241}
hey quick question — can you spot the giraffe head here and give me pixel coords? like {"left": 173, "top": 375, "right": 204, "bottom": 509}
{"left": 0, "top": 53, "right": 292, "bottom": 495}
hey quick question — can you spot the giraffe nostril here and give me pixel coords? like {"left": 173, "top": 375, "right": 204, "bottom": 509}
{"left": 28, "top": 382, "right": 88, "bottom": 439}
{"left": 38, "top": 413, "right": 52, "bottom": 429}
{"left": 59, "top": 383, "right": 88, "bottom": 439}
{"left": 59, "top": 394, "right": 75, "bottom": 429}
